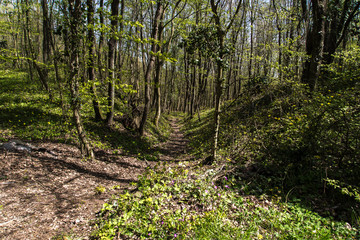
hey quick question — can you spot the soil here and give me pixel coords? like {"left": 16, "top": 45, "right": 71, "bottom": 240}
{"left": 156, "top": 118, "right": 193, "bottom": 162}
{"left": 0, "top": 118, "right": 190, "bottom": 240}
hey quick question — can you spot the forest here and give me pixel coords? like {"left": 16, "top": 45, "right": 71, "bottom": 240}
{"left": 0, "top": 0, "right": 359, "bottom": 239}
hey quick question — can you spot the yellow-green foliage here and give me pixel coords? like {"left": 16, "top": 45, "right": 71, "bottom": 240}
{"left": 92, "top": 164, "right": 357, "bottom": 239}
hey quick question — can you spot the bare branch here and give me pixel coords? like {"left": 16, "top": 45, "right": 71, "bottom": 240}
{"left": 226, "top": 0, "right": 243, "bottom": 32}
{"left": 335, "top": 2, "right": 360, "bottom": 49}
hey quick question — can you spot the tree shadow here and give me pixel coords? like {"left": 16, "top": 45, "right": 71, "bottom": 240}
{"left": 37, "top": 155, "right": 135, "bottom": 183}
{"left": 85, "top": 121, "right": 153, "bottom": 156}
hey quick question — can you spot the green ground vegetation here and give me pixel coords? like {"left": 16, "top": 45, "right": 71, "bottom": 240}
{"left": 0, "top": 69, "right": 170, "bottom": 156}
{"left": 91, "top": 164, "right": 357, "bottom": 239}
{"left": 91, "top": 48, "right": 360, "bottom": 239}
{"left": 1, "top": 50, "right": 359, "bottom": 239}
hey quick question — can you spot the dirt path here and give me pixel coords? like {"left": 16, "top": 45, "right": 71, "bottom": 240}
{"left": 156, "top": 118, "right": 192, "bottom": 162}
{"left": 0, "top": 119, "right": 190, "bottom": 239}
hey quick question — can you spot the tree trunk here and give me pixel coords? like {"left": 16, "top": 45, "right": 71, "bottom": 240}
{"left": 106, "top": 0, "right": 120, "bottom": 126}
{"left": 50, "top": 37, "right": 66, "bottom": 118}
{"left": 154, "top": 57, "right": 162, "bottom": 127}
{"left": 248, "top": 0, "right": 254, "bottom": 82}
{"left": 23, "top": 0, "right": 51, "bottom": 99}
{"left": 97, "top": 0, "right": 105, "bottom": 82}
{"left": 68, "top": 0, "right": 94, "bottom": 160}
{"left": 183, "top": 51, "right": 190, "bottom": 113}
{"left": 87, "top": 0, "right": 103, "bottom": 121}
{"left": 41, "top": 0, "right": 51, "bottom": 83}
{"left": 210, "top": 0, "right": 242, "bottom": 161}
{"left": 212, "top": 35, "right": 225, "bottom": 161}
{"left": 138, "top": 1, "right": 164, "bottom": 136}
{"left": 190, "top": 62, "right": 196, "bottom": 117}
{"left": 273, "top": 0, "right": 282, "bottom": 81}
{"left": 323, "top": 0, "right": 360, "bottom": 65}
{"left": 153, "top": 16, "right": 165, "bottom": 128}
{"left": 301, "top": 0, "right": 327, "bottom": 91}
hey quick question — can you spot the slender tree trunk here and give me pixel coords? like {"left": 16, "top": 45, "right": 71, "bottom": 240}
{"left": 23, "top": 0, "right": 51, "bottom": 98}
{"left": 196, "top": 54, "right": 205, "bottom": 114}
{"left": 97, "top": 0, "right": 105, "bottom": 82}
{"left": 116, "top": 0, "right": 125, "bottom": 84}
{"left": 210, "top": 0, "right": 242, "bottom": 161}
{"left": 153, "top": 18, "right": 165, "bottom": 127}
{"left": 183, "top": 51, "right": 190, "bottom": 113}
{"left": 22, "top": 5, "right": 34, "bottom": 82}
{"left": 154, "top": 58, "right": 162, "bottom": 127}
{"left": 50, "top": 38, "right": 65, "bottom": 117}
{"left": 153, "top": 0, "right": 180, "bottom": 126}
{"left": 41, "top": 0, "right": 51, "bottom": 83}
{"left": 212, "top": 33, "right": 225, "bottom": 161}
{"left": 68, "top": 0, "right": 94, "bottom": 160}
{"left": 226, "top": 56, "right": 233, "bottom": 100}
{"left": 106, "top": 0, "right": 120, "bottom": 126}
{"left": 139, "top": 1, "right": 164, "bottom": 136}
{"left": 248, "top": 5, "right": 254, "bottom": 83}
{"left": 273, "top": 0, "right": 282, "bottom": 81}
{"left": 190, "top": 61, "right": 196, "bottom": 117}
{"left": 87, "top": 0, "right": 103, "bottom": 121}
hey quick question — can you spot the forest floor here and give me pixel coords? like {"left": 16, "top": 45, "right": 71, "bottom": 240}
{"left": 0, "top": 118, "right": 190, "bottom": 240}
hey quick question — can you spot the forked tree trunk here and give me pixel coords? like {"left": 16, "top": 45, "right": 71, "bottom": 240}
{"left": 23, "top": 0, "right": 52, "bottom": 99}
{"left": 139, "top": 1, "right": 164, "bottom": 136}
{"left": 210, "top": 0, "right": 242, "bottom": 161}
{"left": 68, "top": 0, "right": 94, "bottom": 160}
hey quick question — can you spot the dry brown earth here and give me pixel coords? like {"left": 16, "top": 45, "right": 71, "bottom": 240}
{"left": 0, "top": 118, "right": 190, "bottom": 239}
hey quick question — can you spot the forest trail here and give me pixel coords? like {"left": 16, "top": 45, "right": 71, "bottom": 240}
{"left": 156, "top": 117, "right": 193, "bottom": 162}
{"left": 0, "top": 119, "right": 190, "bottom": 239}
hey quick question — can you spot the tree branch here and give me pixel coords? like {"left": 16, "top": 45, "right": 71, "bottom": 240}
{"left": 163, "top": 0, "right": 187, "bottom": 29}
{"left": 335, "top": 1, "right": 360, "bottom": 49}
{"left": 226, "top": 0, "right": 243, "bottom": 32}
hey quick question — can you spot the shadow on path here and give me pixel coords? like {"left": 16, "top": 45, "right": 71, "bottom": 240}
{"left": 156, "top": 118, "right": 194, "bottom": 162}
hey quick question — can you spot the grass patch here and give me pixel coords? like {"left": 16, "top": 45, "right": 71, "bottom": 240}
{"left": 0, "top": 70, "right": 69, "bottom": 142}
{"left": 146, "top": 113, "right": 172, "bottom": 144}
{"left": 182, "top": 108, "right": 214, "bottom": 158}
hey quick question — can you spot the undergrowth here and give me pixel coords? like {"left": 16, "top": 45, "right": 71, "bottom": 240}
{"left": 182, "top": 48, "right": 360, "bottom": 228}
{"left": 91, "top": 164, "right": 357, "bottom": 239}
{"left": 0, "top": 69, "right": 170, "bottom": 156}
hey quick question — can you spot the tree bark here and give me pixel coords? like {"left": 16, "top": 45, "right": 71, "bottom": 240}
{"left": 138, "top": 1, "right": 164, "bottom": 136}
{"left": 106, "top": 0, "right": 120, "bottom": 126}
{"left": 41, "top": 0, "right": 51, "bottom": 79}
{"left": 97, "top": 0, "right": 105, "bottom": 82}
{"left": 87, "top": 0, "right": 103, "bottom": 121}
{"left": 323, "top": 0, "right": 360, "bottom": 65}
{"left": 210, "top": 0, "right": 242, "bottom": 161}
{"left": 301, "top": 0, "right": 327, "bottom": 91}
{"left": 154, "top": 56, "right": 162, "bottom": 127}
{"left": 23, "top": 0, "right": 52, "bottom": 99}
{"left": 68, "top": 0, "right": 94, "bottom": 160}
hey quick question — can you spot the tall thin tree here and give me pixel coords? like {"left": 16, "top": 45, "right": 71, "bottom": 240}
{"left": 87, "top": 0, "right": 103, "bottom": 121}
{"left": 68, "top": 0, "right": 95, "bottom": 160}
{"left": 138, "top": 0, "right": 165, "bottom": 136}
{"left": 210, "top": 0, "right": 243, "bottom": 161}
{"left": 106, "top": 0, "right": 120, "bottom": 126}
